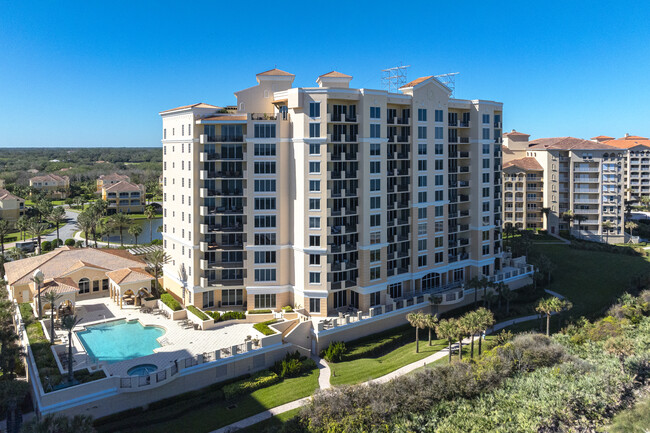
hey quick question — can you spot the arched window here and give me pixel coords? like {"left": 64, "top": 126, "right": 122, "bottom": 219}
{"left": 421, "top": 272, "right": 441, "bottom": 291}
{"left": 79, "top": 278, "right": 90, "bottom": 294}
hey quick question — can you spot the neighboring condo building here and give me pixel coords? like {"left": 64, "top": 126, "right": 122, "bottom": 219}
{"left": 593, "top": 134, "right": 650, "bottom": 202}
{"left": 101, "top": 181, "right": 146, "bottom": 214}
{"left": 502, "top": 132, "right": 626, "bottom": 243}
{"left": 160, "top": 69, "right": 533, "bottom": 316}
{"left": 0, "top": 188, "right": 26, "bottom": 223}
{"left": 97, "top": 173, "right": 131, "bottom": 192}
{"left": 29, "top": 174, "right": 70, "bottom": 199}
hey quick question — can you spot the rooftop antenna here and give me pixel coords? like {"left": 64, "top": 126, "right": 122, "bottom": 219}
{"left": 434, "top": 72, "right": 460, "bottom": 97}
{"left": 381, "top": 63, "right": 411, "bottom": 93}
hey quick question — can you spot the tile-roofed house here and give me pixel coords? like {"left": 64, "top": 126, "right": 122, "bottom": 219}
{"left": 4, "top": 246, "right": 153, "bottom": 310}
{"left": 97, "top": 173, "right": 131, "bottom": 192}
{"left": 102, "top": 181, "right": 146, "bottom": 214}
{"left": 601, "top": 134, "right": 650, "bottom": 150}
{"left": 591, "top": 135, "right": 614, "bottom": 143}
{"left": 400, "top": 75, "right": 434, "bottom": 89}
{"left": 528, "top": 136, "right": 618, "bottom": 151}
{"left": 29, "top": 174, "right": 70, "bottom": 199}
{"left": 106, "top": 267, "right": 154, "bottom": 285}
{"left": 502, "top": 157, "right": 543, "bottom": 171}
{"left": 316, "top": 70, "right": 353, "bottom": 88}
{"left": 0, "top": 188, "right": 26, "bottom": 223}
{"left": 503, "top": 130, "right": 531, "bottom": 139}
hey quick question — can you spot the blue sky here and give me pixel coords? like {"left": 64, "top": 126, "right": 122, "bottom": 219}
{"left": 1, "top": 0, "right": 649, "bottom": 148}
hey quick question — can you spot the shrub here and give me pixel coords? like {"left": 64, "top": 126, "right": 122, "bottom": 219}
{"left": 41, "top": 241, "right": 52, "bottom": 252}
{"left": 144, "top": 296, "right": 157, "bottom": 301}
{"left": 247, "top": 309, "right": 272, "bottom": 314}
{"left": 161, "top": 293, "right": 182, "bottom": 311}
{"left": 321, "top": 341, "right": 346, "bottom": 363}
{"left": 53, "top": 238, "right": 63, "bottom": 247}
{"left": 282, "top": 305, "right": 294, "bottom": 312}
{"left": 187, "top": 305, "right": 208, "bottom": 321}
{"left": 254, "top": 319, "right": 279, "bottom": 336}
{"left": 150, "top": 239, "right": 163, "bottom": 245}
{"left": 219, "top": 311, "right": 246, "bottom": 322}
{"left": 206, "top": 311, "right": 220, "bottom": 321}
{"left": 222, "top": 370, "right": 279, "bottom": 400}
{"left": 280, "top": 358, "right": 302, "bottom": 378}
{"left": 64, "top": 238, "right": 75, "bottom": 247}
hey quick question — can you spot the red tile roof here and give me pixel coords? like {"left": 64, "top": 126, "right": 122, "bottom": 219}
{"left": 256, "top": 68, "right": 294, "bottom": 76}
{"left": 399, "top": 76, "right": 434, "bottom": 89}
{"left": 503, "top": 130, "right": 530, "bottom": 138}
{"left": 0, "top": 188, "right": 23, "bottom": 201}
{"left": 99, "top": 173, "right": 130, "bottom": 182}
{"left": 591, "top": 135, "right": 614, "bottom": 140}
{"left": 319, "top": 71, "right": 352, "bottom": 78}
{"left": 528, "top": 137, "right": 618, "bottom": 151}
{"left": 104, "top": 180, "right": 144, "bottom": 193}
{"left": 604, "top": 135, "right": 650, "bottom": 149}
{"left": 30, "top": 174, "right": 69, "bottom": 183}
{"left": 503, "top": 157, "right": 543, "bottom": 171}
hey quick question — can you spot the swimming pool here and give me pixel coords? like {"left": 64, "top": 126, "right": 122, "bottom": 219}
{"left": 76, "top": 319, "right": 165, "bottom": 364}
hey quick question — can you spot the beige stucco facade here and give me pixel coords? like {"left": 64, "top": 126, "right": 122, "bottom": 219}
{"left": 0, "top": 188, "right": 26, "bottom": 223}
{"left": 29, "top": 174, "right": 70, "bottom": 198}
{"left": 160, "top": 69, "right": 509, "bottom": 317}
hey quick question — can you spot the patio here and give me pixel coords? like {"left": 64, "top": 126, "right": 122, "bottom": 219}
{"left": 56, "top": 298, "right": 266, "bottom": 377}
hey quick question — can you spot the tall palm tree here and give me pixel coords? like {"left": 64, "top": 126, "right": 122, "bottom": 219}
{"left": 454, "top": 317, "right": 468, "bottom": 361}
{"left": 7, "top": 247, "right": 25, "bottom": 261}
{"left": 461, "top": 311, "right": 482, "bottom": 360}
{"left": 109, "top": 213, "right": 130, "bottom": 247}
{"left": 625, "top": 221, "right": 638, "bottom": 237}
{"left": 467, "top": 276, "right": 481, "bottom": 307}
{"left": 602, "top": 220, "right": 614, "bottom": 244}
{"left": 475, "top": 308, "right": 494, "bottom": 357}
{"left": 61, "top": 315, "right": 82, "bottom": 383}
{"left": 16, "top": 215, "right": 29, "bottom": 241}
{"left": 501, "top": 286, "right": 517, "bottom": 315}
{"left": 145, "top": 205, "right": 157, "bottom": 244}
{"left": 0, "top": 219, "right": 11, "bottom": 258}
{"left": 50, "top": 206, "right": 66, "bottom": 243}
{"left": 573, "top": 214, "right": 587, "bottom": 237}
{"left": 76, "top": 212, "right": 94, "bottom": 248}
{"left": 128, "top": 224, "right": 143, "bottom": 246}
{"left": 562, "top": 210, "right": 574, "bottom": 234}
{"left": 436, "top": 318, "right": 457, "bottom": 364}
{"left": 35, "top": 198, "right": 53, "bottom": 223}
{"left": 144, "top": 249, "right": 170, "bottom": 297}
{"left": 28, "top": 219, "right": 49, "bottom": 253}
{"left": 43, "top": 290, "right": 62, "bottom": 344}
{"left": 484, "top": 290, "right": 498, "bottom": 311}
{"left": 97, "top": 219, "right": 112, "bottom": 248}
{"left": 406, "top": 311, "right": 427, "bottom": 353}
{"left": 536, "top": 297, "right": 572, "bottom": 336}
{"left": 424, "top": 313, "right": 439, "bottom": 346}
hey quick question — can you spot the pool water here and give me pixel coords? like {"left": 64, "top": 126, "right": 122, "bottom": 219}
{"left": 128, "top": 364, "right": 158, "bottom": 376}
{"left": 76, "top": 319, "right": 165, "bottom": 364}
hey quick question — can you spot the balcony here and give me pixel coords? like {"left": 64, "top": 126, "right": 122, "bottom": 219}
{"left": 573, "top": 177, "right": 599, "bottom": 183}
{"left": 199, "top": 188, "right": 243, "bottom": 198}
{"left": 250, "top": 113, "right": 277, "bottom": 121}
{"left": 200, "top": 152, "right": 243, "bottom": 162}
{"left": 200, "top": 241, "right": 244, "bottom": 253}
{"left": 201, "top": 277, "right": 244, "bottom": 288}
{"left": 574, "top": 166, "right": 599, "bottom": 172}
{"left": 199, "top": 134, "right": 244, "bottom": 143}
{"left": 200, "top": 206, "right": 244, "bottom": 216}
{"left": 329, "top": 113, "right": 358, "bottom": 123}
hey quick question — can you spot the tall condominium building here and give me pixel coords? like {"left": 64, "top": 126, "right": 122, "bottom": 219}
{"left": 159, "top": 68, "right": 514, "bottom": 317}
{"left": 593, "top": 134, "right": 650, "bottom": 202}
{"left": 502, "top": 132, "right": 626, "bottom": 243}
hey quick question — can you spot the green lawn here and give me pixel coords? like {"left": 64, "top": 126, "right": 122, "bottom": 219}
{"left": 329, "top": 324, "right": 449, "bottom": 386}
{"left": 96, "top": 367, "right": 319, "bottom": 433}
{"left": 237, "top": 407, "right": 302, "bottom": 433}
{"left": 532, "top": 243, "right": 650, "bottom": 319}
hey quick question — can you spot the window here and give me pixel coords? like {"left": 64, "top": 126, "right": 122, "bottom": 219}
{"left": 418, "top": 222, "right": 427, "bottom": 235}
{"left": 435, "top": 127, "right": 443, "bottom": 139}
{"left": 78, "top": 278, "right": 90, "bottom": 294}
{"left": 482, "top": 245, "right": 490, "bottom": 255}
{"left": 255, "top": 294, "right": 276, "bottom": 309}
{"left": 309, "top": 198, "right": 320, "bottom": 210}
{"left": 418, "top": 175, "right": 427, "bottom": 187}
{"left": 418, "top": 239, "right": 427, "bottom": 251}
{"left": 309, "top": 235, "right": 320, "bottom": 246}
{"left": 483, "top": 143, "right": 490, "bottom": 154}
{"left": 203, "top": 291, "right": 214, "bottom": 309}
{"left": 370, "top": 143, "right": 381, "bottom": 156}
{"left": 309, "top": 161, "right": 320, "bottom": 173}
{"left": 255, "top": 269, "right": 277, "bottom": 282}
{"left": 418, "top": 207, "right": 427, "bottom": 219}
{"left": 435, "top": 110, "right": 443, "bottom": 122}
{"left": 309, "top": 123, "right": 321, "bottom": 138}
{"left": 370, "top": 196, "right": 381, "bottom": 209}
{"left": 102, "top": 279, "right": 109, "bottom": 290}
{"left": 418, "top": 191, "right": 427, "bottom": 203}
{"left": 254, "top": 179, "right": 276, "bottom": 192}
{"left": 482, "top": 201, "right": 490, "bottom": 212}
{"left": 370, "top": 248, "right": 381, "bottom": 262}
{"left": 370, "top": 124, "right": 381, "bottom": 138}
{"left": 254, "top": 198, "right": 276, "bottom": 210}
{"left": 93, "top": 280, "right": 99, "bottom": 292}
{"left": 309, "top": 101, "right": 321, "bottom": 118}
{"left": 370, "top": 106, "right": 381, "bottom": 119}
{"left": 435, "top": 236, "right": 444, "bottom": 248}
{"left": 483, "top": 187, "right": 490, "bottom": 198}
{"left": 482, "top": 231, "right": 490, "bottom": 241}
{"left": 482, "top": 114, "right": 490, "bottom": 124}
{"left": 418, "top": 126, "right": 427, "bottom": 139}
{"left": 370, "top": 179, "right": 381, "bottom": 191}
{"left": 483, "top": 173, "right": 490, "bottom": 183}
{"left": 254, "top": 161, "right": 276, "bottom": 174}
{"left": 418, "top": 108, "right": 427, "bottom": 122}
{"left": 418, "top": 142, "right": 427, "bottom": 155}
{"left": 435, "top": 143, "right": 443, "bottom": 155}
{"left": 370, "top": 266, "right": 381, "bottom": 280}
{"left": 482, "top": 128, "right": 490, "bottom": 140}
{"left": 370, "top": 161, "right": 381, "bottom": 174}
{"left": 370, "top": 214, "right": 381, "bottom": 227}
{"left": 254, "top": 251, "right": 276, "bottom": 264}
{"left": 370, "top": 231, "right": 381, "bottom": 244}
{"left": 309, "top": 143, "right": 320, "bottom": 155}
{"left": 418, "top": 160, "right": 427, "bottom": 171}
{"left": 310, "top": 272, "right": 321, "bottom": 284}
{"left": 309, "top": 180, "right": 321, "bottom": 192}
{"left": 389, "top": 283, "right": 402, "bottom": 298}
{"left": 434, "top": 190, "right": 443, "bottom": 201}
{"left": 309, "top": 297, "right": 321, "bottom": 313}
{"left": 418, "top": 255, "right": 427, "bottom": 267}
{"left": 254, "top": 124, "right": 276, "bottom": 138}
{"left": 309, "top": 216, "right": 320, "bottom": 228}
{"left": 309, "top": 254, "right": 321, "bottom": 265}
{"left": 435, "top": 174, "right": 443, "bottom": 185}
{"left": 222, "top": 289, "right": 243, "bottom": 306}
{"left": 333, "top": 290, "right": 347, "bottom": 308}
{"left": 254, "top": 215, "right": 276, "bottom": 228}
{"left": 254, "top": 233, "right": 276, "bottom": 245}
{"left": 254, "top": 143, "right": 276, "bottom": 156}
{"left": 370, "top": 291, "right": 381, "bottom": 307}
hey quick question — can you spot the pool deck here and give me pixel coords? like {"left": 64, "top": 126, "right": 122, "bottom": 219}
{"left": 59, "top": 298, "right": 265, "bottom": 378}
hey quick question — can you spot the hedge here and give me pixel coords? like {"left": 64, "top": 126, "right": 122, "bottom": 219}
{"left": 282, "top": 305, "right": 294, "bottom": 312}
{"left": 222, "top": 370, "right": 279, "bottom": 400}
{"left": 187, "top": 305, "right": 208, "bottom": 321}
{"left": 206, "top": 311, "right": 220, "bottom": 321}
{"left": 253, "top": 319, "right": 279, "bottom": 336}
{"left": 219, "top": 311, "right": 245, "bottom": 322}
{"left": 64, "top": 238, "right": 75, "bottom": 247}
{"left": 161, "top": 293, "right": 182, "bottom": 311}
{"left": 247, "top": 309, "right": 272, "bottom": 314}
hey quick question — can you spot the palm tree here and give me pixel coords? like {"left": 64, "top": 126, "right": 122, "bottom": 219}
{"left": 475, "top": 308, "right": 494, "bottom": 357}
{"left": 144, "top": 249, "right": 170, "bottom": 297}
{"left": 28, "top": 219, "right": 49, "bottom": 253}
{"left": 573, "top": 214, "right": 587, "bottom": 237}
{"left": 0, "top": 380, "right": 29, "bottom": 432}
{"left": 467, "top": 276, "right": 481, "bottom": 307}
{"left": 536, "top": 297, "right": 572, "bottom": 336}
{"left": 501, "top": 286, "right": 517, "bottom": 315}
{"left": 31, "top": 269, "right": 44, "bottom": 319}
{"left": 424, "top": 313, "right": 439, "bottom": 346}
{"left": 61, "top": 315, "right": 82, "bottom": 383}
{"left": 461, "top": 311, "right": 482, "bottom": 360}
{"left": 145, "top": 205, "right": 157, "bottom": 244}
{"left": 7, "top": 247, "right": 25, "bottom": 261}
{"left": 43, "top": 290, "right": 62, "bottom": 344}
{"left": 0, "top": 219, "right": 11, "bottom": 258}
{"left": 602, "top": 220, "right": 614, "bottom": 244}
{"left": 406, "top": 311, "right": 427, "bottom": 353}
{"left": 110, "top": 213, "right": 131, "bottom": 247}
{"left": 494, "top": 282, "right": 507, "bottom": 310}
{"left": 76, "top": 212, "right": 94, "bottom": 248}
{"left": 454, "top": 317, "right": 467, "bottom": 361}
{"left": 50, "top": 206, "right": 66, "bottom": 243}
{"left": 97, "top": 219, "right": 113, "bottom": 248}
{"left": 641, "top": 195, "right": 650, "bottom": 210}
{"left": 533, "top": 254, "right": 555, "bottom": 288}
{"left": 429, "top": 294, "right": 443, "bottom": 316}
{"left": 35, "top": 198, "right": 53, "bottom": 223}
{"left": 436, "top": 318, "right": 457, "bottom": 364}
{"left": 21, "top": 413, "right": 97, "bottom": 433}
{"left": 16, "top": 215, "right": 29, "bottom": 241}
{"left": 562, "top": 210, "right": 574, "bottom": 235}
{"left": 625, "top": 221, "right": 638, "bottom": 236}
{"left": 484, "top": 290, "right": 498, "bottom": 311}
{"left": 128, "top": 224, "right": 143, "bottom": 246}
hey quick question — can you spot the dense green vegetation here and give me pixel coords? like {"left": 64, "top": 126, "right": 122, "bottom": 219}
{"left": 160, "top": 293, "right": 181, "bottom": 311}
{"left": 186, "top": 305, "right": 208, "bottom": 320}
{"left": 254, "top": 319, "right": 279, "bottom": 336}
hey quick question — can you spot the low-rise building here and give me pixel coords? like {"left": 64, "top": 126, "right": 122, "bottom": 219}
{"left": 29, "top": 174, "right": 70, "bottom": 199}
{"left": 502, "top": 131, "right": 626, "bottom": 243}
{"left": 0, "top": 188, "right": 26, "bottom": 223}
{"left": 102, "top": 180, "right": 145, "bottom": 214}
{"left": 97, "top": 173, "right": 131, "bottom": 193}
{"left": 3, "top": 246, "right": 154, "bottom": 311}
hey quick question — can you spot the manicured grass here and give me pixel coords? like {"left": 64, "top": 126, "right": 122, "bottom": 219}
{"left": 97, "top": 367, "right": 319, "bottom": 433}
{"left": 329, "top": 324, "right": 449, "bottom": 386}
{"left": 237, "top": 407, "right": 301, "bottom": 433}
{"left": 532, "top": 243, "right": 650, "bottom": 319}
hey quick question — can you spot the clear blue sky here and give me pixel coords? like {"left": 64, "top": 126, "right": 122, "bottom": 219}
{"left": 1, "top": 0, "right": 649, "bottom": 148}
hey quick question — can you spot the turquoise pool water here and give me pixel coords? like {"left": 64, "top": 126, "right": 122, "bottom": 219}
{"left": 127, "top": 364, "right": 158, "bottom": 376}
{"left": 76, "top": 319, "right": 165, "bottom": 364}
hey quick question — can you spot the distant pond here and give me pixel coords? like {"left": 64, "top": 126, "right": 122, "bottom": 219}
{"left": 101, "top": 218, "right": 162, "bottom": 244}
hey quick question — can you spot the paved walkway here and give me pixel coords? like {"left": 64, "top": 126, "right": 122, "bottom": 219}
{"left": 313, "top": 356, "right": 331, "bottom": 390}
